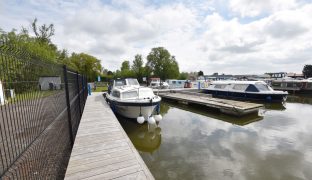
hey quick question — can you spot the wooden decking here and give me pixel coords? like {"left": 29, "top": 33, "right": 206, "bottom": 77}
{"left": 159, "top": 92, "right": 263, "bottom": 116}
{"left": 64, "top": 92, "right": 154, "bottom": 180}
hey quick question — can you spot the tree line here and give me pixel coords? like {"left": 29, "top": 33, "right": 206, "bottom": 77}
{"left": 102, "top": 47, "right": 205, "bottom": 82}
{"left": 106, "top": 47, "right": 182, "bottom": 83}
{"left": 0, "top": 18, "right": 102, "bottom": 82}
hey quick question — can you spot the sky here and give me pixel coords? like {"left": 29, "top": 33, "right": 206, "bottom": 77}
{"left": 0, "top": 0, "right": 311, "bottom": 75}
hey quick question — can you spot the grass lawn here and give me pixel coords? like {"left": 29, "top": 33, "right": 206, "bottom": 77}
{"left": 93, "top": 86, "right": 108, "bottom": 92}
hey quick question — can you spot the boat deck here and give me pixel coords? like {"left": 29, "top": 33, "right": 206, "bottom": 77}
{"left": 159, "top": 92, "right": 263, "bottom": 116}
{"left": 64, "top": 92, "right": 154, "bottom": 180}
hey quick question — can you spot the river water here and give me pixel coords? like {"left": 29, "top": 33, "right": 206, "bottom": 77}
{"left": 118, "top": 95, "right": 312, "bottom": 180}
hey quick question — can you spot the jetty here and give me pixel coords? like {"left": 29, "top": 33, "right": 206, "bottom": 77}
{"left": 158, "top": 91, "right": 263, "bottom": 116}
{"left": 64, "top": 92, "right": 154, "bottom": 180}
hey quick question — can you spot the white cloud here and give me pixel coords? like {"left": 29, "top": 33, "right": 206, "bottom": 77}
{"left": 229, "top": 0, "right": 298, "bottom": 17}
{"left": 196, "top": 3, "right": 312, "bottom": 74}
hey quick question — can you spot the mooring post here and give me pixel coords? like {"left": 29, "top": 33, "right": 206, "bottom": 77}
{"left": 63, "top": 65, "right": 74, "bottom": 145}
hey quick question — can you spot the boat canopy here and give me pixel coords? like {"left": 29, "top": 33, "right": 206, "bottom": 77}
{"left": 112, "top": 78, "right": 140, "bottom": 87}
{"left": 111, "top": 86, "right": 155, "bottom": 99}
{"left": 209, "top": 81, "right": 276, "bottom": 92}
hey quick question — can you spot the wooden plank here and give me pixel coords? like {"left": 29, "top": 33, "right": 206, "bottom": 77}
{"left": 159, "top": 92, "right": 262, "bottom": 116}
{"left": 69, "top": 146, "right": 131, "bottom": 161}
{"left": 65, "top": 92, "right": 154, "bottom": 180}
{"left": 66, "top": 160, "right": 139, "bottom": 180}
{"left": 84, "top": 165, "right": 143, "bottom": 180}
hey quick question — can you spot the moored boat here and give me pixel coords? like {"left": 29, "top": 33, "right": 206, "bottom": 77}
{"left": 271, "top": 78, "right": 312, "bottom": 94}
{"left": 105, "top": 78, "right": 162, "bottom": 124}
{"left": 204, "top": 81, "right": 288, "bottom": 102}
{"left": 149, "top": 78, "right": 169, "bottom": 89}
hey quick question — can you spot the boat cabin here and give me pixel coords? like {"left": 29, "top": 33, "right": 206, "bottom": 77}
{"left": 112, "top": 78, "right": 140, "bottom": 87}
{"left": 108, "top": 78, "right": 140, "bottom": 94}
{"left": 208, "top": 81, "right": 274, "bottom": 93}
{"left": 110, "top": 87, "right": 155, "bottom": 100}
{"left": 271, "top": 79, "right": 312, "bottom": 92}
{"left": 166, "top": 79, "right": 186, "bottom": 89}
{"left": 205, "top": 81, "right": 288, "bottom": 102}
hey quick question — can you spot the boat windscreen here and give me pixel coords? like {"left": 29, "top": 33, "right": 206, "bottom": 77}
{"left": 255, "top": 84, "right": 271, "bottom": 91}
{"left": 139, "top": 89, "right": 154, "bottom": 98}
{"left": 115, "top": 80, "right": 125, "bottom": 87}
{"left": 122, "top": 91, "right": 138, "bottom": 99}
{"left": 112, "top": 90, "right": 120, "bottom": 98}
{"left": 127, "top": 79, "right": 139, "bottom": 86}
{"left": 233, "top": 84, "right": 249, "bottom": 91}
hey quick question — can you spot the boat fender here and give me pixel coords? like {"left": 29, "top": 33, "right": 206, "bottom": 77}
{"left": 137, "top": 116, "right": 145, "bottom": 124}
{"left": 148, "top": 116, "right": 156, "bottom": 124}
{"left": 154, "top": 114, "right": 162, "bottom": 122}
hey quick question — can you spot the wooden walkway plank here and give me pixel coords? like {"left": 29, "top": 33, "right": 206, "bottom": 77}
{"left": 65, "top": 92, "right": 154, "bottom": 180}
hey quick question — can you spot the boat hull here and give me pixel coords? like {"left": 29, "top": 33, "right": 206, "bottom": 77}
{"left": 114, "top": 104, "right": 158, "bottom": 119}
{"left": 106, "top": 97, "right": 160, "bottom": 120}
{"left": 204, "top": 90, "right": 287, "bottom": 102}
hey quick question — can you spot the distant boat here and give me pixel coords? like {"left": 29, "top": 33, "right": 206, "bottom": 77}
{"left": 105, "top": 78, "right": 162, "bottom": 124}
{"left": 149, "top": 78, "right": 169, "bottom": 89}
{"left": 204, "top": 81, "right": 288, "bottom": 102}
{"left": 165, "top": 79, "right": 187, "bottom": 89}
{"left": 271, "top": 78, "right": 312, "bottom": 93}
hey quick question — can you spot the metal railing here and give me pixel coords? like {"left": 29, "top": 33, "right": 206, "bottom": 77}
{"left": 0, "top": 44, "right": 88, "bottom": 179}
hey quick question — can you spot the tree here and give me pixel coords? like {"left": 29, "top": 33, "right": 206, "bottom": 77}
{"left": 69, "top": 53, "right": 102, "bottom": 81}
{"left": 121, "top": 61, "right": 130, "bottom": 71}
{"left": 132, "top": 54, "right": 144, "bottom": 82}
{"left": 101, "top": 68, "right": 109, "bottom": 75}
{"left": 0, "top": 27, "right": 58, "bottom": 62}
{"left": 0, "top": 19, "right": 103, "bottom": 83}
{"left": 107, "top": 71, "right": 113, "bottom": 76}
{"left": 179, "top": 72, "right": 189, "bottom": 80}
{"left": 146, "top": 47, "right": 179, "bottom": 80}
{"left": 198, "top": 70, "right": 204, "bottom": 76}
{"left": 303, "top": 65, "right": 312, "bottom": 78}
{"left": 31, "top": 18, "right": 55, "bottom": 44}
{"left": 56, "top": 49, "right": 71, "bottom": 65}
{"left": 120, "top": 60, "right": 134, "bottom": 78}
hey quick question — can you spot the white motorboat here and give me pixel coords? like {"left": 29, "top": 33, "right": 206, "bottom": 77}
{"left": 149, "top": 78, "right": 169, "bottom": 89}
{"left": 105, "top": 78, "right": 162, "bottom": 124}
{"left": 204, "top": 81, "right": 288, "bottom": 102}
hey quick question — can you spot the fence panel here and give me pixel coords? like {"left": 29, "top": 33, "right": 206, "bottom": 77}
{"left": 0, "top": 44, "right": 87, "bottom": 179}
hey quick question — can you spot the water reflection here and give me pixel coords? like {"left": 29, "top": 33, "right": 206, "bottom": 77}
{"left": 263, "top": 102, "right": 286, "bottom": 111}
{"left": 287, "top": 94, "right": 312, "bottom": 104}
{"left": 118, "top": 116, "right": 162, "bottom": 153}
{"left": 119, "top": 96, "right": 312, "bottom": 180}
{"left": 164, "top": 101, "right": 263, "bottom": 126}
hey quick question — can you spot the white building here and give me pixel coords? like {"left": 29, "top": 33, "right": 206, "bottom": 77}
{"left": 39, "top": 76, "right": 62, "bottom": 90}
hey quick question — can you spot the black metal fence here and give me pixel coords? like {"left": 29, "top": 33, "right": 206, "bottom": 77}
{"left": 0, "top": 44, "right": 88, "bottom": 179}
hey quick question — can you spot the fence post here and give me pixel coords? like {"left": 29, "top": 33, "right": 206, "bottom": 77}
{"left": 83, "top": 76, "right": 86, "bottom": 101}
{"left": 81, "top": 75, "right": 85, "bottom": 105}
{"left": 63, "top": 65, "right": 74, "bottom": 145}
{"left": 76, "top": 72, "right": 82, "bottom": 117}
